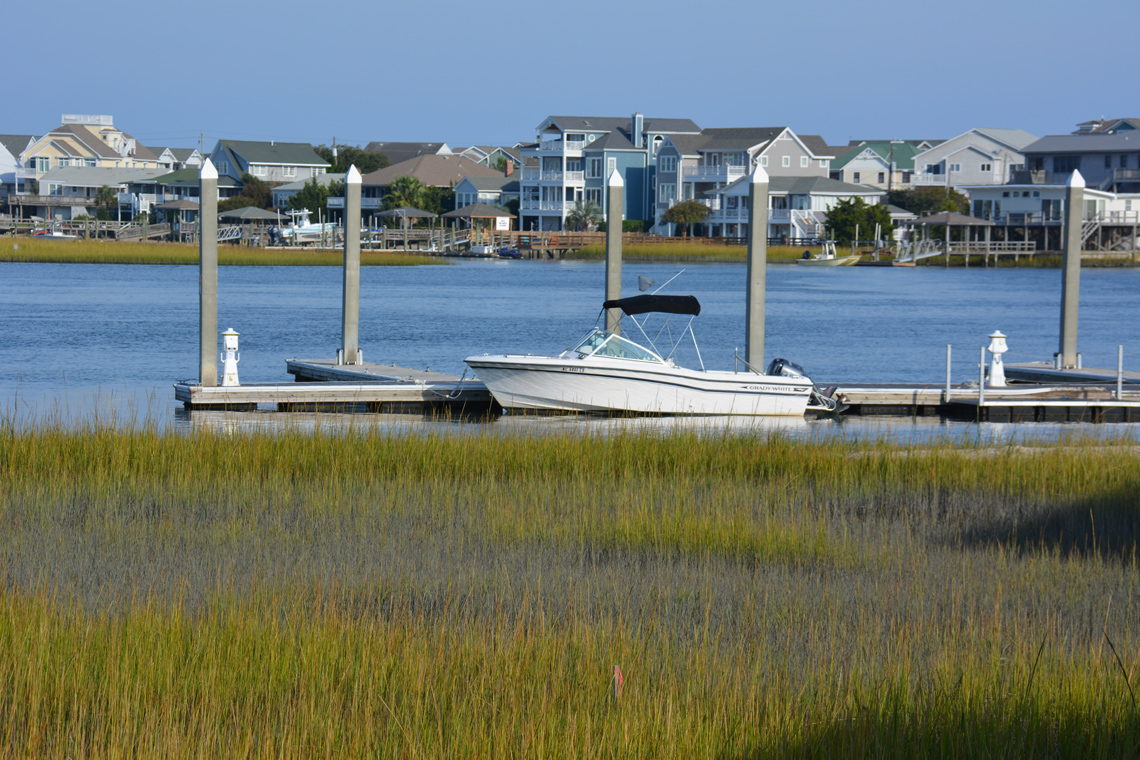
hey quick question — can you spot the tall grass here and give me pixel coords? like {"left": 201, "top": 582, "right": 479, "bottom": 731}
{"left": 0, "top": 425, "right": 1138, "bottom": 757}
{"left": 0, "top": 237, "right": 444, "bottom": 266}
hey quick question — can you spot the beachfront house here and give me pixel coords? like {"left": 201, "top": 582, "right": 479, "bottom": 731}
{"left": 18, "top": 115, "right": 164, "bottom": 194}
{"left": 652, "top": 127, "right": 834, "bottom": 235}
{"left": 150, "top": 147, "right": 203, "bottom": 172}
{"left": 1017, "top": 130, "right": 1140, "bottom": 193}
{"left": 910, "top": 128, "right": 1037, "bottom": 190}
{"left": 208, "top": 140, "right": 329, "bottom": 184}
{"left": 701, "top": 175, "right": 884, "bottom": 240}
{"left": 518, "top": 113, "right": 702, "bottom": 231}
{"left": 453, "top": 174, "right": 519, "bottom": 210}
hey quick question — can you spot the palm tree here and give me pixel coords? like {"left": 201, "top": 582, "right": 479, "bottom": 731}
{"left": 565, "top": 200, "right": 602, "bottom": 231}
{"left": 383, "top": 176, "right": 426, "bottom": 211}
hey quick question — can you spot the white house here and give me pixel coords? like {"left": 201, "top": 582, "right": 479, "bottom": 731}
{"left": 911, "top": 128, "right": 1037, "bottom": 189}
{"left": 703, "top": 175, "right": 884, "bottom": 240}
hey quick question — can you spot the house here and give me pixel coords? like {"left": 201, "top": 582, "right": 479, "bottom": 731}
{"left": 328, "top": 154, "right": 503, "bottom": 219}
{"left": 701, "top": 175, "right": 884, "bottom": 240}
{"left": 1017, "top": 132, "right": 1140, "bottom": 193}
{"left": 830, "top": 140, "right": 928, "bottom": 191}
{"left": 0, "top": 134, "right": 35, "bottom": 197}
{"left": 453, "top": 175, "right": 519, "bottom": 210}
{"left": 130, "top": 168, "right": 243, "bottom": 213}
{"left": 519, "top": 113, "right": 702, "bottom": 231}
{"left": 652, "top": 126, "right": 834, "bottom": 234}
{"left": 149, "top": 147, "right": 203, "bottom": 172}
{"left": 363, "top": 141, "right": 452, "bottom": 165}
{"left": 456, "top": 145, "right": 521, "bottom": 171}
{"left": 1073, "top": 117, "right": 1140, "bottom": 135}
{"left": 910, "top": 128, "right": 1037, "bottom": 189}
{"left": 20, "top": 115, "right": 163, "bottom": 184}
{"left": 271, "top": 173, "right": 343, "bottom": 210}
{"left": 209, "top": 140, "right": 329, "bottom": 184}
{"left": 9, "top": 166, "right": 168, "bottom": 220}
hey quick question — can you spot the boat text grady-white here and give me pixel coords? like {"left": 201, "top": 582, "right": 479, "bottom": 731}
{"left": 465, "top": 294, "right": 840, "bottom": 416}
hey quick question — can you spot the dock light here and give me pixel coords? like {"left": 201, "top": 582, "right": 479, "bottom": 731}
{"left": 987, "top": 330, "right": 1008, "bottom": 388}
{"left": 221, "top": 328, "right": 241, "bottom": 387}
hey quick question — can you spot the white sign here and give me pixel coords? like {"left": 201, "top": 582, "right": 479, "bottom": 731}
{"left": 495, "top": 216, "right": 510, "bottom": 231}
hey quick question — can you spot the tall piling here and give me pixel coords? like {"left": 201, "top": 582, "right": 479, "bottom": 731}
{"left": 341, "top": 165, "right": 362, "bottom": 364}
{"left": 745, "top": 166, "right": 770, "bottom": 371}
{"left": 198, "top": 159, "right": 218, "bottom": 386}
{"left": 605, "top": 170, "right": 624, "bottom": 334}
{"left": 1059, "top": 170, "right": 1084, "bottom": 368}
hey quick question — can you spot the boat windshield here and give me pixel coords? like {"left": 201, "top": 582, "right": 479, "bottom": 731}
{"left": 571, "top": 330, "right": 662, "bottom": 362}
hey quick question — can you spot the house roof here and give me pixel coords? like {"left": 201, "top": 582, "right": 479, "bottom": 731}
{"left": 798, "top": 134, "right": 836, "bottom": 158}
{"left": 363, "top": 141, "right": 450, "bottom": 165}
{"left": 272, "top": 174, "right": 343, "bottom": 192}
{"left": 1023, "top": 132, "right": 1140, "bottom": 154}
{"left": 217, "top": 139, "right": 328, "bottom": 166}
{"left": 972, "top": 128, "right": 1038, "bottom": 151}
{"left": 360, "top": 154, "right": 502, "bottom": 187}
{"left": 143, "top": 168, "right": 242, "bottom": 187}
{"left": 543, "top": 116, "right": 701, "bottom": 134}
{"left": 460, "top": 174, "right": 516, "bottom": 191}
{"left": 0, "top": 134, "right": 35, "bottom": 156}
{"left": 1074, "top": 118, "right": 1140, "bottom": 134}
{"left": 831, "top": 141, "right": 922, "bottom": 171}
{"left": 583, "top": 130, "right": 637, "bottom": 151}
{"left": 37, "top": 167, "right": 169, "bottom": 187}
{"left": 442, "top": 202, "right": 512, "bottom": 218}
{"left": 698, "top": 127, "right": 786, "bottom": 150}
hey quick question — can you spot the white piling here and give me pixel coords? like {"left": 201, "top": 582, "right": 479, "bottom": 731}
{"left": 605, "top": 170, "right": 624, "bottom": 335}
{"left": 198, "top": 159, "right": 218, "bottom": 386}
{"left": 745, "top": 166, "right": 770, "bottom": 371}
{"left": 1059, "top": 170, "right": 1084, "bottom": 368}
{"left": 1117, "top": 345, "right": 1124, "bottom": 400}
{"left": 341, "top": 165, "right": 362, "bottom": 365}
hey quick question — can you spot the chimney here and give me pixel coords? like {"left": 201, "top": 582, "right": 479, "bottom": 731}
{"left": 631, "top": 112, "right": 645, "bottom": 149}
{"left": 504, "top": 160, "right": 514, "bottom": 177}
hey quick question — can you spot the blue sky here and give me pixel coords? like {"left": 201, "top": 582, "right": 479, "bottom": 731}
{"left": 8, "top": 0, "right": 1137, "bottom": 150}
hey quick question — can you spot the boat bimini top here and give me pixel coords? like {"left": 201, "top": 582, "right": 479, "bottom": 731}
{"left": 561, "top": 294, "right": 706, "bottom": 369}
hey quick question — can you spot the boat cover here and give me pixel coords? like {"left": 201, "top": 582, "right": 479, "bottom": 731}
{"left": 602, "top": 294, "right": 701, "bottom": 316}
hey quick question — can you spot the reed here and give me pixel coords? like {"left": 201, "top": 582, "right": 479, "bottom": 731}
{"left": 0, "top": 237, "right": 444, "bottom": 266}
{"left": 0, "top": 424, "right": 1137, "bottom": 758}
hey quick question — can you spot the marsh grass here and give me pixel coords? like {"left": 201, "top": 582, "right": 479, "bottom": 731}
{"left": 0, "top": 237, "right": 444, "bottom": 266}
{"left": 1, "top": 425, "right": 1138, "bottom": 757}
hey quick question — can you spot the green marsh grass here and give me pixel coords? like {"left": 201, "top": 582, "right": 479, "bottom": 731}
{"left": 0, "top": 237, "right": 444, "bottom": 266}
{"left": 1, "top": 425, "right": 1138, "bottom": 757}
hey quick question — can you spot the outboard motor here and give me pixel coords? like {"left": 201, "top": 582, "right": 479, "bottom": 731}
{"left": 766, "top": 357, "right": 808, "bottom": 379}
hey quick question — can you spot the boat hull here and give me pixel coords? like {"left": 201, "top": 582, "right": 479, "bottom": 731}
{"left": 465, "top": 355, "right": 812, "bottom": 416}
{"left": 796, "top": 255, "right": 861, "bottom": 266}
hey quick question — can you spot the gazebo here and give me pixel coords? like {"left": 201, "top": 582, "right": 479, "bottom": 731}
{"left": 377, "top": 206, "right": 438, "bottom": 250}
{"left": 156, "top": 199, "right": 199, "bottom": 242}
{"left": 219, "top": 206, "right": 280, "bottom": 246}
{"left": 904, "top": 210, "right": 995, "bottom": 254}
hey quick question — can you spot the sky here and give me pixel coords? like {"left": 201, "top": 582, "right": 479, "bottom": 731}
{"left": 7, "top": 0, "right": 1137, "bottom": 151}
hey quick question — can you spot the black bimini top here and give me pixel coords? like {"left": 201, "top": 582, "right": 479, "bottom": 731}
{"left": 602, "top": 294, "right": 701, "bottom": 316}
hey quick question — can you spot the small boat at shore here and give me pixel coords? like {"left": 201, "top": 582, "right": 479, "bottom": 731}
{"left": 466, "top": 294, "right": 837, "bottom": 416}
{"left": 796, "top": 241, "right": 860, "bottom": 266}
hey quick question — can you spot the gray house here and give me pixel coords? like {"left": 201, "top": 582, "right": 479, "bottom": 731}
{"left": 0, "top": 134, "right": 35, "bottom": 197}
{"left": 1019, "top": 133, "right": 1140, "bottom": 192}
{"left": 910, "top": 128, "right": 1037, "bottom": 189}
{"left": 209, "top": 140, "right": 329, "bottom": 184}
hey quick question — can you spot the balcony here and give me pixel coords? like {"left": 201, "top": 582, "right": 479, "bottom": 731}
{"left": 682, "top": 164, "right": 748, "bottom": 183}
{"left": 519, "top": 199, "right": 574, "bottom": 214}
{"left": 520, "top": 169, "right": 585, "bottom": 184}
{"left": 536, "top": 138, "right": 588, "bottom": 157}
{"left": 326, "top": 197, "right": 383, "bottom": 209}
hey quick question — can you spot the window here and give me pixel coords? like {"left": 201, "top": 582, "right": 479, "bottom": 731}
{"left": 877, "top": 172, "right": 885, "bottom": 184}
{"left": 853, "top": 172, "right": 861, "bottom": 183}
{"left": 56, "top": 157, "right": 68, "bottom": 168}
{"left": 217, "top": 161, "right": 229, "bottom": 175}
{"left": 606, "top": 158, "right": 616, "bottom": 174}
{"left": 1002, "top": 191, "right": 1010, "bottom": 197}
{"left": 949, "top": 163, "right": 961, "bottom": 173}
{"left": 252, "top": 165, "right": 267, "bottom": 176}
{"left": 818, "top": 160, "right": 827, "bottom": 168}
{"left": 85, "top": 158, "right": 96, "bottom": 167}
{"left": 1121, "top": 155, "right": 1129, "bottom": 169}
{"left": 800, "top": 156, "right": 809, "bottom": 168}
{"left": 283, "top": 166, "right": 296, "bottom": 177}
{"left": 759, "top": 156, "right": 768, "bottom": 167}
{"left": 781, "top": 155, "right": 791, "bottom": 168}
{"left": 587, "top": 158, "right": 602, "bottom": 178}
{"left": 311, "top": 168, "right": 321, "bottom": 178}
{"left": 1105, "top": 155, "right": 1113, "bottom": 168}
{"left": 659, "top": 155, "right": 677, "bottom": 173}
{"left": 980, "top": 163, "right": 992, "bottom": 172}
{"left": 585, "top": 188, "right": 601, "bottom": 204}
{"left": 657, "top": 182, "right": 676, "bottom": 204}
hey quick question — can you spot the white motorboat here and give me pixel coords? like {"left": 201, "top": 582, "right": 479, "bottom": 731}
{"left": 796, "top": 240, "right": 860, "bottom": 266}
{"left": 465, "top": 294, "right": 834, "bottom": 416}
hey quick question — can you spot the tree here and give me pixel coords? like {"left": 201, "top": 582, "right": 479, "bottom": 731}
{"left": 887, "top": 187, "right": 968, "bottom": 216}
{"left": 662, "top": 200, "right": 710, "bottom": 238}
{"left": 420, "top": 185, "right": 454, "bottom": 216}
{"left": 314, "top": 145, "right": 389, "bottom": 175}
{"left": 383, "top": 176, "right": 427, "bottom": 211}
{"left": 238, "top": 173, "right": 272, "bottom": 209}
{"left": 94, "top": 185, "right": 118, "bottom": 220}
{"left": 287, "top": 177, "right": 344, "bottom": 213}
{"left": 823, "top": 197, "right": 894, "bottom": 245}
{"left": 564, "top": 200, "right": 602, "bottom": 231}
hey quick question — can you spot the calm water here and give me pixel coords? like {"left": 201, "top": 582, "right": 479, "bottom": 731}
{"left": 3, "top": 259, "right": 1139, "bottom": 440}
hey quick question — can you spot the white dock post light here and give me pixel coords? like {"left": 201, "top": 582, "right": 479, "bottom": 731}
{"left": 221, "top": 328, "right": 241, "bottom": 387}
{"left": 987, "top": 330, "right": 1008, "bottom": 388}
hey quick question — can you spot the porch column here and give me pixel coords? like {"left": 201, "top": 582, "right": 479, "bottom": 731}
{"left": 745, "top": 166, "right": 769, "bottom": 370}
{"left": 198, "top": 159, "right": 218, "bottom": 386}
{"left": 605, "top": 170, "right": 624, "bottom": 334}
{"left": 1059, "top": 170, "right": 1084, "bottom": 368}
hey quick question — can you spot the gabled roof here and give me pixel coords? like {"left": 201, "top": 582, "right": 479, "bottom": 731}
{"left": 798, "top": 135, "right": 836, "bottom": 158}
{"left": 713, "top": 174, "right": 884, "bottom": 197}
{"left": 272, "top": 173, "right": 343, "bottom": 192}
{"left": 458, "top": 174, "right": 516, "bottom": 191}
{"left": 442, "top": 202, "right": 513, "bottom": 218}
{"left": 542, "top": 115, "right": 701, "bottom": 134}
{"left": 0, "top": 134, "right": 35, "bottom": 157}
{"left": 1074, "top": 118, "right": 1140, "bottom": 134}
{"left": 1022, "top": 132, "right": 1140, "bottom": 154}
{"left": 360, "top": 154, "right": 502, "bottom": 187}
{"left": 582, "top": 130, "right": 637, "bottom": 152}
{"left": 217, "top": 140, "right": 329, "bottom": 166}
{"left": 698, "top": 127, "right": 786, "bottom": 150}
{"left": 363, "top": 141, "right": 450, "bottom": 165}
{"left": 142, "top": 167, "right": 242, "bottom": 187}
{"left": 973, "top": 128, "right": 1038, "bottom": 151}
{"left": 831, "top": 140, "right": 922, "bottom": 170}
{"left": 52, "top": 124, "right": 120, "bottom": 158}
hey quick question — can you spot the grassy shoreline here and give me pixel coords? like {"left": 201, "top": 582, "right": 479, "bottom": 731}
{"left": 1, "top": 425, "right": 1137, "bottom": 757}
{"left": 0, "top": 237, "right": 445, "bottom": 266}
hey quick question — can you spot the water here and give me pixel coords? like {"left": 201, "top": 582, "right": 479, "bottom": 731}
{"left": 3, "top": 259, "right": 1139, "bottom": 440}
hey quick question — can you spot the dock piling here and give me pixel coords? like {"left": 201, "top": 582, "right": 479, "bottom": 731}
{"left": 1059, "top": 170, "right": 1084, "bottom": 368}
{"left": 745, "top": 166, "right": 770, "bottom": 371}
{"left": 341, "top": 165, "right": 363, "bottom": 365}
{"left": 605, "top": 170, "right": 624, "bottom": 335}
{"left": 198, "top": 159, "right": 218, "bottom": 386}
